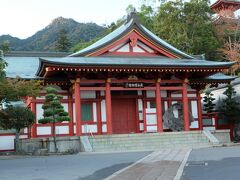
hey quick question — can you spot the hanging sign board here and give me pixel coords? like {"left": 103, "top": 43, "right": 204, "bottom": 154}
{"left": 124, "top": 82, "right": 144, "bottom": 88}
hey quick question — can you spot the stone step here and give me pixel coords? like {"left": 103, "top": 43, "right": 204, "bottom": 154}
{"left": 92, "top": 143, "right": 212, "bottom": 152}
{"left": 88, "top": 131, "right": 212, "bottom": 152}
{"left": 90, "top": 137, "right": 209, "bottom": 144}
{"left": 91, "top": 139, "right": 209, "bottom": 146}
{"left": 91, "top": 141, "right": 211, "bottom": 149}
{"left": 91, "top": 136, "right": 208, "bottom": 142}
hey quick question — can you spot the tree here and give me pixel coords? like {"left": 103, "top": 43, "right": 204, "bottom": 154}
{"left": 0, "top": 40, "right": 10, "bottom": 54}
{"left": 0, "top": 53, "right": 7, "bottom": 79}
{"left": 55, "top": 29, "right": 71, "bottom": 52}
{"left": 0, "top": 77, "right": 41, "bottom": 105}
{"left": 218, "top": 84, "right": 240, "bottom": 139}
{"left": 39, "top": 87, "right": 70, "bottom": 152}
{"left": 216, "top": 18, "right": 240, "bottom": 74}
{"left": 153, "top": 0, "right": 219, "bottom": 58}
{"left": 203, "top": 89, "right": 216, "bottom": 113}
{"left": 0, "top": 106, "right": 34, "bottom": 152}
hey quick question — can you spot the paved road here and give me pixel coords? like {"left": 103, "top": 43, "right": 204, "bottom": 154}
{"left": 0, "top": 151, "right": 150, "bottom": 180}
{"left": 109, "top": 148, "right": 190, "bottom": 180}
{"left": 181, "top": 146, "right": 240, "bottom": 180}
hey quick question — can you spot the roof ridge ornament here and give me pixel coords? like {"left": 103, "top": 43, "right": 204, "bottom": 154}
{"left": 125, "top": 8, "right": 139, "bottom": 24}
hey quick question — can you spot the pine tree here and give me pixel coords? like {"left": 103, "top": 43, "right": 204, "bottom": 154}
{"left": 220, "top": 84, "right": 240, "bottom": 120}
{"left": 39, "top": 87, "right": 70, "bottom": 152}
{"left": 218, "top": 84, "right": 240, "bottom": 140}
{"left": 203, "top": 90, "right": 216, "bottom": 113}
{"left": 55, "top": 29, "right": 71, "bottom": 52}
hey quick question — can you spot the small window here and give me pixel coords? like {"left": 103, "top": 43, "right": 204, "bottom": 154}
{"left": 81, "top": 103, "right": 93, "bottom": 121}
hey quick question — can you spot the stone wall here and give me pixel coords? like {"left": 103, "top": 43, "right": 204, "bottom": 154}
{"left": 211, "top": 129, "right": 231, "bottom": 144}
{"left": 20, "top": 136, "right": 82, "bottom": 154}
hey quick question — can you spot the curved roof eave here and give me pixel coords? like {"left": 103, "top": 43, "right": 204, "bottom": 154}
{"left": 36, "top": 57, "right": 235, "bottom": 77}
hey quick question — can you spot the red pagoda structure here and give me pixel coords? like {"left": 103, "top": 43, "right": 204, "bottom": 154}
{"left": 1, "top": 4, "right": 238, "bottom": 153}
{"left": 211, "top": 0, "right": 240, "bottom": 17}
{"left": 18, "top": 12, "right": 234, "bottom": 138}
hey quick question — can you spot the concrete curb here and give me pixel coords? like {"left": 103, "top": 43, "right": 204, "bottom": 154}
{"left": 173, "top": 149, "right": 192, "bottom": 180}
{"left": 104, "top": 151, "right": 154, "bottom": 180}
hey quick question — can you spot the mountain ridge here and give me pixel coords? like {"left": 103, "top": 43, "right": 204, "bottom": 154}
{"left": 0, "top": 17, "right": 105, "bottom": 52}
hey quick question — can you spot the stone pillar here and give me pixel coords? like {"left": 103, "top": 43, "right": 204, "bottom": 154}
{"left": 105, "top": 78, "right": 112, "bottom": 134}
{"left": 156, "top": 78, "right": 163, "bottom": 132}
{"left": 182, "top": 78, "right": 190, "bottom": 131}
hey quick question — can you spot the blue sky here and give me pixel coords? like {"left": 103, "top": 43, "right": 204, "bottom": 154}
{"left": 0, "top": 0, "right": 142, "bottom": 39}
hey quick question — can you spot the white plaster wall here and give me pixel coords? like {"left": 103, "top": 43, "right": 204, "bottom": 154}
{"left": 19, "top": 135, "right": 28, "bottom": 139}
{"left": 138, "top": 99, "right": 143, "bottom": 121}
{"left": 146, "top": 114, "right": 157, "bottom": 125}
{"left": 56, "top": 126, "right": 69, "bottom": 134}
{"left": 36, "top": 104, "right": 44, "bottom": 123}
{"left": 191, "top": 101, "right": 198, "bottom": 118}
{"left": 146, "top": 108, "right": 156, "bottom": 113}
{"left": 164, "top": 101, "right": 168, "bottom": 111}
{"left": 102, "top": 124, "right": 107, "bottom": 132}
{"left": 37, "top": 127, "right": 51, "bottom": 135}
{"left": 23, "top": 128, "right": 28, "bottom": 133}
{"left": 74, "top": 125, "right": 76, "bottom": 134}
{"left": 139, "top": 123, "right": 144, "bottom": 131}
{"left": 0, "top": 135, "right": 15, "bottom": 151}
{"left": 190, "top": 121, "right": 199, "bottom": 128}
{"left": 109, "top": 43, "right": 124, "bottom": 52}
{"left": 117, "top": 44, "right": 129, "bottom": 52}
{"left": 146, "top": 126, "right": 157, "bottom": 132}
{"left": 93, "top": 103, "right": 97, "bottom": 122}
{"left": 82, "top": 124, "right": 97, "bottom": 133}
{"left": 172, "top": 101, "right": 179, "bottom": 118}
{"left": 101, "top": 100, "right": 106, "bottom": 122}
{"left": 62, "top": 103, "right": 69, "bottom": 123}
{"left": 138, "top": 41, "right": 154, "bottom": 53}
{"left": 133, "top": 46, "right": 144, "bottom": 52}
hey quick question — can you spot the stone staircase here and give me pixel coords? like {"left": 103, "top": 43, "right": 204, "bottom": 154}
{"left": 88, "top": 131, "right": 214, "bottom": 152}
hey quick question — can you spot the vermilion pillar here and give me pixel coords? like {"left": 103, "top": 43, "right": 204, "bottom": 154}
{"left": 68, "top": 95, "right": 74, "bottom": 136}
{"left": 30, "top": 97, "right": 37, "bottom": 138}
{"left": 156, "top": 79, "right": 163, "bottom": 132}
{"left": 197, "top": 91, "right": 203, "bottom": 130}
{"left": 182, "top": 79, "right": 190, "bottom": 131}
{"left": 74, "top": 78, "right": 82, "bottom": 136}
{"left": 105, "top": 78, "right": 113, "bottom": 134}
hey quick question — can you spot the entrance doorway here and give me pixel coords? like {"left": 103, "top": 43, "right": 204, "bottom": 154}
{"left": 112, "top": 97, "right": 137, "bottom": 134}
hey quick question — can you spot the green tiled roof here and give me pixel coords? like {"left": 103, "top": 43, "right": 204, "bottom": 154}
{"left": 70, "top": 13, "right": 193, "bottom": 59}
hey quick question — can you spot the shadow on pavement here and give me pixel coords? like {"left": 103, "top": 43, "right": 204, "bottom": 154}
{"left": 78, "top": 162, "right": 132, "bottom": 180}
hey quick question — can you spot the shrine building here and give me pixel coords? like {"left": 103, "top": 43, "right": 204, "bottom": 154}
{"left": 7, "top": 12, "right": 235, "bottom": 138}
